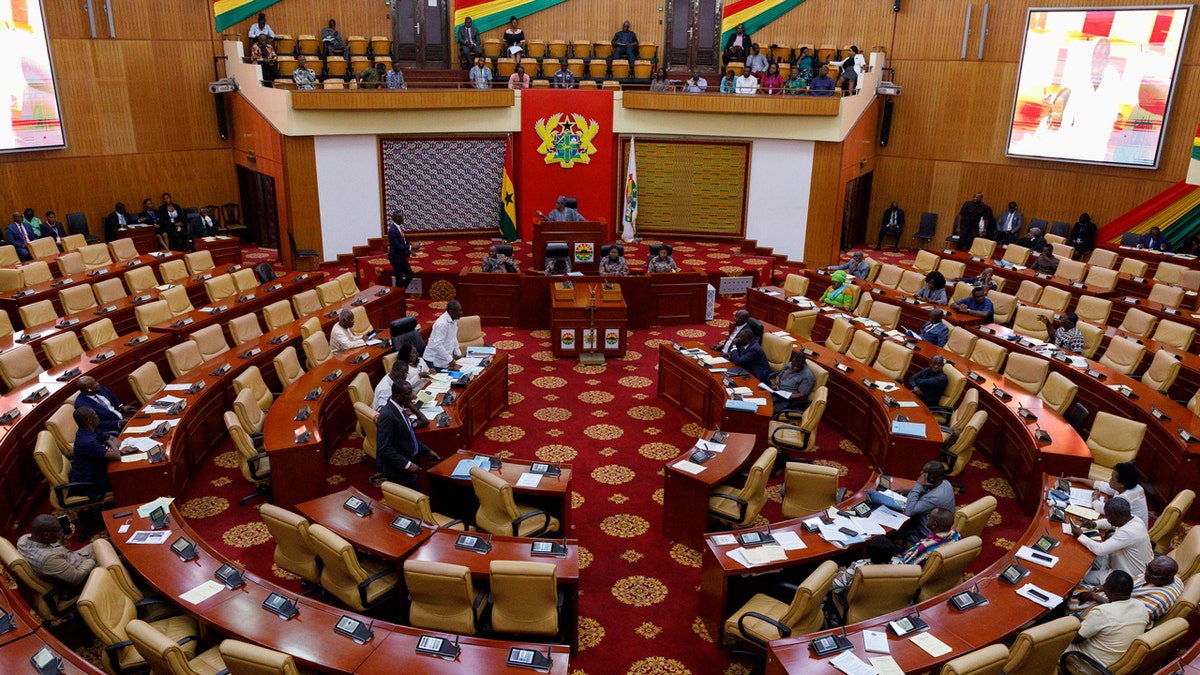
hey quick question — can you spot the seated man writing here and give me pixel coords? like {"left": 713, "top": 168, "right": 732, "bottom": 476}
{"left": 768, "top": 351, "right": 814, "bottom": 412}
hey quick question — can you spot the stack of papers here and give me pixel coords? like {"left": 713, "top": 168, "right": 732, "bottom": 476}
{"left": 1068, "top": 488, "right": 1094, "bottom": 507}
{"left": 700, "top": 354, "right": 730, "bottom": 366}
{"left": 126, "top": 419, "right": 180, "bottom": 434}
{"left": 863, "top": 630, "right": 889, "bottom": 653}
{"left": 1066, "top": 504, "right": 1101, "bottom": 520}
{"left": 711, "top": 534, "right": 737, "bottom": 546}
{"left": 450, "top": 456, "right": 492, "bottom": 479}
{"left": 774, "top": 531, "right": 807, "bottom": 551}
{"left": 672, "top": 460, "right": 706, "bottom": 475}
{"left": 515, "top": 473, "right": 542, "bottom": 488}
{"left": 1016, "top": 583, "right": 1064, "bottom": 609}
{"left": 137, "top": 497, "right": 174, "bottom": 517}
{"left": 909, "top": 633, "right": 952, "bottom": 657}
{"left": 163, "top": 383, "right": 193, "bottom": 392}
{"left": 725, "top": 545, "right": 787, "bottom": 567}
{"left": 180, "top": 580, "right": 226, "bottom": 604}
{"left": 830, "top": 651, "right": 877, "bottom": 675}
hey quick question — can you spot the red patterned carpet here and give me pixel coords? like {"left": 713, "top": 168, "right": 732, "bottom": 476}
{"left": 171, "top": 294, "right": 1031, "bottom": 675}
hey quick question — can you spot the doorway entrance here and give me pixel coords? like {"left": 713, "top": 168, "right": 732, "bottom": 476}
{"left": 391, "top": 0, "right": 450, "bottom": 67}
{"left": 841, "top": 172, "right": 873, "bottom": 251}
{"left": 236, "top": 165, "right": 278, "bottom": 250}
{"left": 664, "top": 0, "right": 720, "bottom": 72}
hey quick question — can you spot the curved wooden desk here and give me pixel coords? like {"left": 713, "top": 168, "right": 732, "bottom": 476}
{"left": 657, "top": 341, "right": 776, "bottom": 447}
{"left": 145, "top": 271, "right": 323, "bottom": 341}
{"left": 426, "top": 449, "right": 571, "bottom": 533}
{"left": 662, "top": 430, "right": 756, "bottom": 548}
{"left": 772, "top": 274, "right": 984, "bottom": 333}
{"left": 0, "top": 584, "right": 104, "bottom": 673}
{"left": 765, "top": 476, "right": 1094, "bottom": 674}
{"left": 104, "top": 506, "right": 569, "bottom": 674}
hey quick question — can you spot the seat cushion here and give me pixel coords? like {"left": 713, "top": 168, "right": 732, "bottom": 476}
{"left": 724, "top": 593, "right": 790, "bottom": 644}
{"left": 514, "top": 505, "right": 560, "bottom": 537}
{"left": 709, "top": 484, "right": 744, "bottom": 521}
{"left": 359, "top": 556, "right": 398, "bottom": 606}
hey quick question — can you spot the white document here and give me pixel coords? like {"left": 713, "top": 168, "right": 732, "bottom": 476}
{"left": 852, "top": 518, "right": 886, "bottom": 536}
{"left": 773, "top": 531, "right": 807, "bottom": 551}
{"left": 895, "top": 401, "right": 919, "bottom": 408}
{"left": 466, "top": 346, "right": 496, "bottom": 356}
{"left": 180, "top": 580, "right": 226, "bottom": 605}
{"left": 120, "top": 437, "right": 163, "bottom": 454}
{"left": 830, "top": 651, "right": 878, "bottom": 675}
{"left": 730, "top": 386, "right": 754, "bottom": 396}
{"left": 163, "top": 383, "right": 193, "bottom": 391}
{"left": 515, "top": 473, "right": 542, "bottom": 489}
{"left": 741, "top": 397, "right": 769, "bottom": 406}
{"left": 120, "top": 452, "right": 148, "bottom": 463}
{"left": 711, "top": 534, "right": 737, "bottom": 546}
{"left": 874, "top": 382, "right": 899, "bottom": 393}
{"left": 863, "top": 630, "right": 890, "bottom": 654}
{"left": 1015, "top": 546, "right": 1059, "bottom": 568}
{"left": 1066, "top": 504, "right": 1101, "bottom": 520}
{"left": 909, "top": 632, "right": 952, "bottom": 657}
{"left": 700, "top": 355, "right": 730, "bottom": 366}
{"left": 695, "top": 439, "right": 725, "bottom": 453}
{"left": 742, "top": 545, "right": 788, "bottom": 565}
{"left": 878, "top": 489, "right": 908, "bottom": 508}
{"left": 673, "top": 460, "right": 706, "bottom": 475}
{"left": 1016, "top": 583, "right": 1064, "bottom": 609}
{"left": 136, "top": 497, "right": 174, "bottom": 518}
{"left": 818, "top": 523, "right": 855, "bottom": 543}
{"left": 1068, "top": 488, "right": 1094, "bottom": 507}
{"left": 867, "top": 506, "right": 909, "bottom": 530}
{"left": 802, "top": 517, "right": 823, "bottom": 531}
{"left": 725, "top": 548, "right": 752, "bottom": 568}
{"left": 127, "top": 530, "right": 172, "bottom": 545}
{"left": 869, "top": 656, "right": 905, "bottom": 675}
{"left": 125, "top": 419, "right": 181, "bottom": 433}
{"left": 419, "top": 406, "right": 444, "bottom": 418}
{"left": 757, "top": 383, "right": 782, "bottom": 396}
{"left": 152, "top": 395, "right": 185, "bottom": 406}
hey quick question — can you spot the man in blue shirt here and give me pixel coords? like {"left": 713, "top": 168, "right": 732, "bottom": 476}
{"left": 70, "top": 408, "right": 120, "bottom": 492}
{"left": 952, "top": 286, "right": 994, "bottom": 324}
{"left": 727, "top": 332, "right": 772, "bottom": 383}
{"left": 822, "top": 250, "right": 870, "bottom": 279}
{"left": 917, "top": 309, "right": 949, "bottom": 348}
{"left": 809, "top": 65, "right": 836, "bottom": 96}
{"left": 1137, "top": 226, "right": 1166, "bottom": 252}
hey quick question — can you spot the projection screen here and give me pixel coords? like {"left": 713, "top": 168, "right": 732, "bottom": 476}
{"left": 1, "top": 0, "right": 65, "bottom": 153}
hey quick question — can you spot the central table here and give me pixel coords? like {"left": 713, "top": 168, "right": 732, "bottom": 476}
{"left": 549, "top": 282, "right": 627, "bottom": 358}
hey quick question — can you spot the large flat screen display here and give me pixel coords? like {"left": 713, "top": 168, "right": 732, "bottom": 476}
{"left": 1, "top": 0, "right": 65, "bottom": 152}
{"left": 1007, "top": 6, "right": 1190, "bottom": 169}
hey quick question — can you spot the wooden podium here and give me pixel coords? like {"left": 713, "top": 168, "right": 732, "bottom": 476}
{"left": 550, "top": 282, "right": 627, "bottom": 358}
{"left": 532, "top": 219, "right": 608, "bottom": 274}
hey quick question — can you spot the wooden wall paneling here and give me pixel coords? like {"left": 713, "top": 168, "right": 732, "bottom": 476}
{"left": 805, "top": 141, "right": 843, "bottom": 267}
{"left": 113, "top": 0, "right": 215, "bottom": 39}
{"left": 744, "top": 0, "right": 894, "bottom": 57}
{"left": 281, "top": 135, "right": 322, "bottom": 265}
{"left": 225, "top": 2, "right": 390, "bottom": 44}
{"left": 229, "top": 94, "right": 284, "bottom": 164}
{"left": 43, "top": 0, "right": 93, "bottom": 39}
{"left": 469, "top": 1, "right": 661, "bottom": 45}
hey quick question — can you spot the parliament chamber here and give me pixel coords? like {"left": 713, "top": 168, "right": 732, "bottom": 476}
{"left": 5, "top": 0, "right": 1200, "bottom": 673}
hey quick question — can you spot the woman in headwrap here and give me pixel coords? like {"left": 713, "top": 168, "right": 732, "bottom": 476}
{"left": 820, "top": 270, "right": 855, "bottom": 310}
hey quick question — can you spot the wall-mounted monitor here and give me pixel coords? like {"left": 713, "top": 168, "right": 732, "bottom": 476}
{"left": 1006, "top": 6, "right": 1191, "bottom": 169}
{"left": 1, "top": 0, "right": 65, "bottom": 153}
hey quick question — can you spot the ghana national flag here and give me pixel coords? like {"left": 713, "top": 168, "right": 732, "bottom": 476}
{"left": 500, "top": 138, "right": 518, "bottom": 243}
{"left": 721, "top": 0, "right": 809, "bottom": 48}
{"left": 213, "top": 0, "right": 283, "bottom": 33}
{"left": 454, "top": 0, "right": 568, "bottom": 36}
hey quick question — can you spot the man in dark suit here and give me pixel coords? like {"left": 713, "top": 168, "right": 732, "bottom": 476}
{"left": 456, "top": 17, "right": 482, "bottom": 68}
{"left": 388, "top": 210, "right": 422, "bottom": 291}
{"left": 954, "top": 192, "right": 994, "bottom": 252}
{"left": 713, "top": 309, "right": 754, "bottom": 356}
{"left": 1069, "top": 213, "right": 1098, "bottom": 255}
{"left": 1137, "top": 226, "right": 1166, "bottom": 252}
{"left": 376, "top": 380, "right": 440, "bottom": 490}
{"left": 104, "top": 202, "right": 131, "bottom": 242}
{"left": 723, "top": 23, "right": 751, "bottom": 63}
{"left": 74, "top": 376, "right": 136, "bottom": 434}
{"left": 877, "top": 201, "right": 905, "bottom": 252}
{"left": 6, "top": 211, "right": 35, "bottom": 261}
{"left": 189, "top": 207, "right": 219, "bottom": 241}
{"left": 994, "top": 201, "right": 1024, "bottom": 245}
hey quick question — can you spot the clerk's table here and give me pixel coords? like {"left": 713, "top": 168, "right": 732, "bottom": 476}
{"left": 549, "top": 282, "right": 628, "bottom": 358}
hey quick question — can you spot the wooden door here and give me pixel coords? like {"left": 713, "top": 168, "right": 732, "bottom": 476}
{"left": 841, "top": 172, "right": 873, "bottom": 251}
{"left": 391, "top": 0, "right": 450, "bottom": 67}
{"left": 664, "top": 0, "right": 721, "bottom": 71}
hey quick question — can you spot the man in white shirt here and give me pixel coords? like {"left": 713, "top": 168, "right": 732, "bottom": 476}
{"left": 1067, "top": 570, "right": 1149, "bottom": 669}
{"left": 372, "top": 360, "right": 410, "bottom": 411}
{"left": 734, "top": 72, "right": 758, "bottom": 95}
{"left": 329, "top": 309, "right": 366, "bottom": 354}
{"left": 423, "top": 301, "right": 462, "bottom": 369}
{"left": 1073, "top": 497, "right": 1152, "bottom": 586}
{"left": 247, "top": 13, "right": 275, "bottom": 40}
{"left": 683, "top": 71, "right": 707, "bottom": 93}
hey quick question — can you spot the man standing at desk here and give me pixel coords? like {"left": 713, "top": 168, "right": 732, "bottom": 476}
{"left": 537, "top": 196, "right": 584, "bottom": 222}
{"left": 388, "top": 211, "right": 421, "bottom": 291}
{"left": 376, "top": 380, "right": 440, "bottom": 490}
{"left": 424, "top": 300, "right": 463, "bottom": 370}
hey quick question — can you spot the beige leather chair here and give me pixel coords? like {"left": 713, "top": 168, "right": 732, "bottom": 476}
{"left": 988, "top": 291, "right": 1016, "bottom": 325}
{"left": 945, "top": 326, "right": 977, "bottom": 359}
{"left": 79, "top": 567, "right": 200, "bottom": 675}
{"left": 1085, "top": 412, "right": 1146, "bottom": 481}
{"left": 161, "top": 285, "right": 194, "bottom": 317}
{"left": 1149, "top": 489, "right": 1194, "bottom": 554}
{"left": 233, "top": 388, "right": 265, "bottom": 435}
{"left": 1075, "top": 296, "right": 1112, "bottom": 326}
{"left": 1117, "top": 257, "right": 1148, "bottom": 277}
{"left": 785, "top": 310, "right": 818, "bottom": 340}
{"left": 724, "top": 560, "right": 837, "bottom": 648}
{"left": 315, "top": 280, "right": 343, "bottom": 307}
{"left": 968, "top": 238, "right": 996, "bottom": 258}
{"left": 1097, "top": 336, "right": 1145, "bottom": 375}
{"left": 1148, "top": 282, "right": 1186, "bottom": 308}
{"left": 308, "top": 523, "right": 398, "bottom": 612}
{"left": 846, "top": 331, "right": 879, "bottom": 366}
{"left": 1152, "top": 319, "right": 1195, "bottom": 352}
{"left": 1002, "top": 244, "right": 1030, "bottom": 266}
{"left": 204, "top": 274, "right": 237, "bottom": 304}
{"left": 42, "top": 332, "right": 84, "bottom": 367}
{"left": 1038, "top": 286, "right": 1072, "bottom": 313}
{"left": 107, "top": 239, "right": 138, "bottom": 262}
{"left": 299, "top": 316, "right": 321, "bottom": 340}
{"left": 134, "top": 300, "right": 171, "bottom": 332}
{"left": 92, "top": 279, "right": 126, "bottom": 307}
{"left": 938, "top": 260, "right": 966, "bottom": 281}
{"left": 1051, "top": 243, "right": 1075, "bottom": 260}
{"left": 867, "top": 302, "right": 901, "bottom": 330}
{"left": 35, "top": 430, "right": 109, "bottom": 518}
{"left": 825, "top": 318, "right": 853, "bottom": 354}
{"left": 1014, "top": 280, "right": 1042, "bottom": 306}
{"left": 1001, "top": 616, "right": 1080, "bottom": 675}
{"left": 945, "top": 411, "right": 986, "bottom": 476}
{"left": 353, "top": 402, "right": 378, "bottom": 460}
{"left": 1011, "top": 306, "right": 1054, "bottom": 341}
{"left": 1002, "top": 351, "right": 1049, "bottom": 393}
{"left": 228, "top": 314, "right": 263, "bottom": 346}
{"left": 1141, "top": 348, "right": 1181, "bottom": 394}
{"left": 166, "top": 341, "right": 203, "bottom": 377}
{"left": 45, "top": 404, "right": 78, "bottom": 455}
{"left": 19, "top": 299, "right": 56, "bottom": 327}
{"left": 854, "top": 293, "right": 873, "bottom": 319}
{"left": 769, "top": 388, "right": 827, "bottom": 458}
{"left": 781, "top": 462, "right": 839, "bottom": 518}
{"left": 336, "top": 272, "right": 358, "bottom": 298}
{"left": 79, "top": 244, "right": 112, "bottom": 271}
{"left": 184, "top": 250, "right": 215, "bottom": 275}
{"left": 127, "top": 619, "right": 226, "bottom": 675}
{"left": 953, "top": 496, "right": 997, "bottom": 540}
{"left": 782, "top": 273, "right": 809, "bottom": 296}
{"left": 1038, "top": 371, "right": 1078, "bottom": 415}
{"left": 0, "top": 310, "right": 13, "bottom": 339}
{"left": 59, "top": 284, "right": 98, "bottom": 314}
{"left": 917, "top": 536, "right": 981, "bottom": 601}
{"left": 898, "top": 270, "right": 925, "bottom": 295}
{"left": 968, "top": 339, "right": 1007, "bottom": 372}
{"left": 762, "top": 333, "right": 793, "bottom": 372}
{"left": 258, "top": 504, "right": 321, "bottom": 586}
{"left": 1066, "top": 617, "right": 1188, "bottom": 675}
{"left": 0, "top": 268, "right": 23, "bottom": 292}
{"left": 218, "top": 640, "right": 304, "bottom": 675}
{"left": 128, "top": 362, "right": 166, "bottom": 405}
{"left": 273, "top": 346, "right": 305, "bottom": 388}
{"left": 158, "top": 259, "right": 188, "bottom": 283}
{"left": 1055, "top": 258, "right": 1087, "bottom": 283}
{"left": 470, "top": 466, "right": 560, "bottom": 537}
{"left": 489, "top": 560, "right": 561, "bottom": 637}
{"left": 20, "top": 261, "right": 52, "bottom": 285}
{"left": 0, "top": 535, "right": 80, "bottom": 620}
{"left": 190, "top": 324, "right": 230, "bottom": 362}
{"left": 838, "top": 564, "right": 922, "bottom": 624}
{"left": 938, "top": 386, "right": 976, "bottom": 438}
{"left": 872, "top": 340, "right": 912, "bottom": 381}
{"left": 1154, "top": 261, "right": 1187, "bottom": 286}
{"left": 403, "top": 560, "right": 485, "bottom": 635}
{"left": 232, "top": 268, "right": 259, "bottom": 293}
{"left": 381, "top": 482, "right": 468, "bottom": 530}
{"left": 0, "top": 244, "right": 19, "bottom": 267}
{"left": 233, "top": 366, "right": 273, "bottom": 410}
{"left": 1168, "top": 526, "right": 1200, "bottom": 581}
{"left": 347, "top": 372, "right": 372, "bottom": 409}
{"left": 52, "top": 252, "right": 82, "bottom": 277}
{"left": 709, "top": 447, "right": 777, "bottom": 527}
{"left": 291, "top": 290, "right": 321, "bottom": 317}
{"left": 262, "top": 300, "right": 294, "bottom": 331}
{"left": 90, "top": 539, "right": 158, "bottom": 614}
{"left": 1078, "top": 321, "right": 1104, "bottom": 359}
{"left": 1117, "top": 307, "right": 1157, "bottom": 338}
{"left": 302, "top": 332, "right": 332, "bottom": 368}
{"left": 225, "top": 412, "right": 270, "bottom": 505}
{"left": 0, "top": 343, "right": 44, "bottom": 389}
{"left": 938, "top": 644, "right": 1009, "bottom": 675}
{"left": 874, "top": 264, "right": 902, "bottom": 289}
{"left": 349, "top": 306, "right": 372, "bottom": 338}
{"left": 1160, "top": 575, "right": 1200, "bottom": 623}
{"left": 1084, "top": 266, "right": 1118, "bottom": 291}
{"left": 862, "top": 257, "right": 881, "bottom": 282}
{"left": 457, "top": 315, "right": 485, "bottom": 351}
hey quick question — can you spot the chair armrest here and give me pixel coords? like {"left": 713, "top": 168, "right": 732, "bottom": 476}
{"left": 768, "top": 582, "right": 799, "bottom": 603}
{"left": 44, "top": 585, "right": 77, "bottom": 615}
{"left": 737, "top": 611, "right": 792, "bottom": 649}
{"left": 55, "top": 480, "right": 107, "bottom": 505}
{"left": 357, "top": 568, "right": 395, "bottom": 607}
{"left": 103, "top": 641, "right": 139, "bottom": 675}
{"left": 709, "top": 492, "right": 748, "bottom": 523}
{"left": 175, "top": 635, "right": 199, "bottom": 647}
{"left": 1059, "top": 650, "right": 1113, "bottom": 675}
{"left": 772, "top": 409, "right": 805, "bottom": 422}
{"left": 928, "top": 405, "right": 953, "bottom": 417}
{"left": 472, "top": 589, "right": 488, "bottom": 611}
{"left": 511, "top": 510, "right": 553, "bottom": 537}
{"left": 836, "top": 487, "right": 848, "bottom": 502}
{"left": 770, "top": 424, "right": 812, "bottom": 453}
{"left": 247, "top": 452, "right": 270, "bottom": 481}
{"left": 939, "top": 448, "right": 958, "bottom": 473}
{"left": 442, "top": 518, "right": 468, "bottom": 530}
{"left": 248, "top": 432, "right": 264, "bottom": 443}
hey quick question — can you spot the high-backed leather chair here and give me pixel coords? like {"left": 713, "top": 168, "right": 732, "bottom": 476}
{"left": 457, "top": 315, "right": 485, "bottom": 351}
{"left": 1154, "top": 261, "right": 1187, "bottom": 286}
{"left": 391, "top": 316, "right": 425, "bottom": 355}
{"left": 336, "top": 272, "right": 357, "bottom": 298}
{"left": 1118, "top": 308, "right": 1157, "bottom": 338}
{"left": 93, "top": 278, "right": 127, "bottom": 305}
{"left": 846, "top": 331, "right": 879, "bottom": 365}
{"left": 59, "top": 284, "right": 98, "bottom": 314}
{"left": 1014, "top": 280, "right": 1042, "bottom": 306}
{"left": 709, "top": 447, "right": 777, "bottom": 527}
{"left": 203, "top": 275, "right": 236, "bottom": 304}
{"left": 190, "top": 324, "right": 230, "bottom": 362}
{"left": 79, "top": 244, "right": 112, "bottom": 271}
{"left": 1115, "top": 257, "right": 1148, "bottom": 279}
{"left": 1011, "top": 306, "right": 1054, "bottom": 341}
{"left": 1038, "top": 372, "right": 1078, "bottom": 416}
{"left": 1001, "top": 616, "right": 1080, "bottom": 675}
{"left": 349, "top": 306, "right": 372, "bottom": 338}
{"left": 262, "top": 300, "right": 294, "bottom": 331}
{"left": 90, "top": 539, "right": 161, "bottom": 616}
{"left": 939, "top": 644, "right": 1009, "bottom": 675}
{"left": 938, "top": 260, "right": 966, "bottom": 281}
{"left": 231, "top": 366, "right": 272, "bottom": 411}
{"left": 184, "top": 250, "right": 214, "bottom": 275}
{"left": 1002, "top": 351, "right": 1048, "bottom": 393}
{"left": 761, "top": 333, "right": 793, "bottom": 372}
{"left": 953, "top": 496, "right": 996, "bottom": 540}
{"left": 1083, "top": 266, "right": 1118, "bottom": 291}
{"left": 0, "top": 535, "right": 80, "bottom": 620}
{"left": 1062, "top": 617, "right": 1188, "bottom": 675}
{"left": 42, "top": 332, "right": 84, "bottom": 367}
{"left": 724, "top": 560, "right": 837, "bottom": 649}
{"left": 291, "top": 289, "right": 321, "bottom": 317}
{"left": 158, "top": 259, "right": 188, "bottom": 283}
{"left": 1078, "top": 321, "right": 1103, "bottom": 359}
{"left": 233, "top": 388, "right": 265, "bottom": 436}
{"left": 999, "top": 244, "right": 1028, "bottom": 266}
{"left": 781, "top": 462, "right": 839, "bottom": 518}
{"left": 913, "top": 250, "right": 940, "bottom": 274}
{"left": 1084, "top": 248, "right": 1115, "bottom": 269}
{"left": 769, "top": 388, "right": 827, "bottom": 459}
{"left": 160, "top": 285, "right": 193, "bottom": 317}
{"left": 232, "top": 268, "right": 259, "bottom": 293}
{"left": 35, "top": 430, "right": 108, "bottom": 520}
{"left": 1167, "top": 525, "right": 1200, "bottom": 581}
{"left": 166, "top": 341, "right": 203, "bottom": 377}
{"left": 489, "top": 560, "right": 560, "bottom": 637}
{"left": 128, "top": 362, "right": 166, "bottom": 405}
{"left": 403, "top": 560, "right": 485, "bottom": 635}
{"left": 315, "top": 280, "right": 343, "bottom": 307}
{"left": 218, "top": 640, "right": 303, "bottom": 675}
{"left": 224, "top": 412, "right": 270, "bottom": 506}
{"left": 874, "top": 264, "right": 902, "bottom": 289}
{"left": 228, "top": 314, "right": 263, "bottom": 346}
{"left": 302, "top": 332, "right": 332, "bottom": 367}
{"left": 944, "top": 411, "right": 986, "bottom": 476}
{"left": 1038, "top": 286, "right": 1072, "bottom": 313}
{"left": 1141, "top": 349, "right": 1181, "bottom": 394}
{"left": 106, "top": 238, "right": 138, "bottom": 262}
{"left": 126, "top": 619, "right": 226, "bottom": 675}
{"left": 862, "top": 257, "right": 881, "bottom": 282}
{"left": 1149, "top": 489, "right": 1194, "bottom": 554}
{"left": 1152, "top": 318, "right": 1195, "bottom": 352}
{"left": 867, "top": 302, "right": 901, "bottom": 331}
{"left": 273, "top": 346, "right": 305, "bottom": 388}
{"left": 898, "top": 270, "right": 925, "bottom": 295}
{"left": 782, "top": 273, "right": 809, "bottom": 296}
{"left": 917, "top": 536, "right": 982, "bottom": 601}
{"left": 134, "top": 300, "right": 170, "bottom": 332}
{"left": 1097, "top": 336, "right": 1145, "bottom": 375}
{"left": 347, "top": 372, "right": 372, "bottom": 410}
{"left": 1085, "top": 412, "right": 1146, "bottom": 481}
{"left": 1161, "top": 575, "right": 1200, "bottom": 623}
{"left": 380, "top": 482, "right": 468, "bottom": 530}
{"left": 258, "top": 504, "right": 320, "bottom": 586}
{"left": 872, "top": 340, "right": 912, "bottom": 381}
{"left": 785, "top": 310, "right": 818, "bottom": 340}
{"left": 938, "top": 388, "right": 977, "bottom": 440}
{"left": 988, "top": 291, "right": 1016, "bottom": 325}
{"left": 1148, "top": 282, "right": 1186, "bottom": 308}
{"left": 53, "top": 251, "right": 81, "bottom": 277}
{"left": 18, "top": 299, "right": 56, "bottom": 328}
{"left": 945, "top": 327, "right": 977, "bottom": 359}
{"left": 838, "top": 564, "right": 922, "bottom": 624}
{"left": 470, "top": 466, "right": 560, "bottom": 537}
{"left": 967, "top": 238, "right": 996, "bottom": 259}
{"left": 0, "top": 343, "right": 44, "bottom": 389}
{"left": 298, "top": 316, "right": 321, "bottom": 340}
{"left": 0, "top": 245, "right": 20, "bottom": 267}
{"left": 824, "top": 318, "right": 853, "bottom": 354}
{"left": 308, "top": 523, "right": 398, "bottom": 612}
{"left": 968, "top": 339, "right": 1007, "bottom": 372}
{"left": 79, "top": 567, "right": 201, "bottom": 675}
{"left": 1075, "top": 296, "right": 1112, "bottom": 325}
{"left": 352, "top": 402, "right": 378, "bottom": 460}
{"left": 45, "top": 403, "right": 78, "bottom": 455}
{"left": 854, "top": 292, "right": 873, "bottom": 319}
{"left": 0, "top": 310, "right": 13, "bottom": 339}
{"left": 1054, "top": 258, "right": 1086, "bottom": 283}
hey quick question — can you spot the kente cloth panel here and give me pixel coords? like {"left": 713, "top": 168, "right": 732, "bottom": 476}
{"left": 381, "top": 138, "right": 506, "bottom": 233}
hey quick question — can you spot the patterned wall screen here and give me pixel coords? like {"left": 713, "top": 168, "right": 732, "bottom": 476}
{"left": 619, "top": 139, "right": 750, "bottom": 237}
{"left": 381, "top": 137, "right": 507, "bottom": 233}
